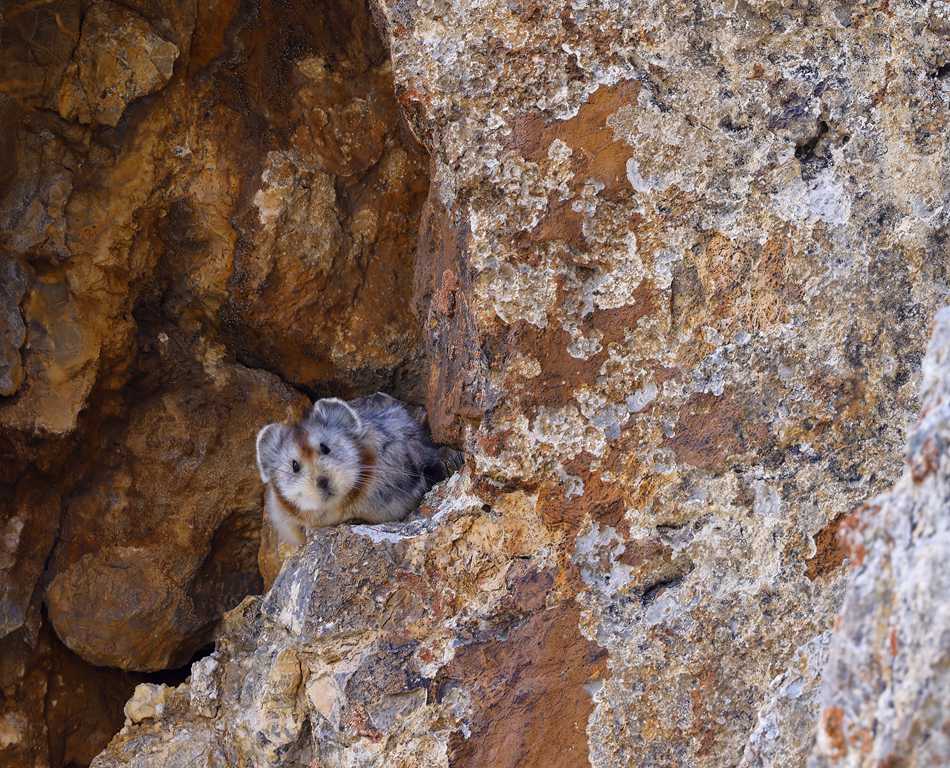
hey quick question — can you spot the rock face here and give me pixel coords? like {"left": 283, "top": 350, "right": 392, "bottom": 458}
{"left": 44, "top": 356, "right": 306, "bottom": 671}
{"left": 1, "top": 620, "right": 146, "bottom": 768}
{"left": 92, "top": 479, "right": 602, "bottom": 768}
{"left": 0, "top": 256, "right": 28, "bottom": 396}
{"left": 2, "top": 0, "right": 949, "bottom": 766}
{"left": 809, "top": 308, "right": 950, "bottom": 768}
{"left": 92, "top": 315, "right": 950, "bottom": 766}
{"left": 382, "top": 0, "right": 948, "bottom": 765}
{"left": 56, "top": 1, "right": 180, "bottom": 127}
{"left": 0, "top": 0, "right": 428, "bottom": 763}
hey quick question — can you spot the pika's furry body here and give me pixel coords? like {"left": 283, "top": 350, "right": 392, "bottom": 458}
{"left": 256, "top": 393, "right": 458, "bottom": 545}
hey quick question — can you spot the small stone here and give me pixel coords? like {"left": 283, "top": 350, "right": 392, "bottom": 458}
{"left": 56, "top": 2, "right": 179, "bottom": 127}
{"left": 124, "top": 684, "right": 171, "bottom": 724}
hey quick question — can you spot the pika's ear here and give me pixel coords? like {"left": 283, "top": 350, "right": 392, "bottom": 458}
{"left": 312, "top": 398, "right": 365, "bottom": 436}
{"left": 256, "top": 423, "right": 287, "bottom": 483}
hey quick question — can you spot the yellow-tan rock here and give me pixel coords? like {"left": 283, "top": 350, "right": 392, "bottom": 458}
{"left": 56, "top": 2, "right": 179, "bottom": 127}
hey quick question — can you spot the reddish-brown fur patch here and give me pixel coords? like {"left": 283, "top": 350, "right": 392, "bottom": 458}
{"left": 292, "top": 426, "right": 315, "bottom": 460}
{"left": 343, "top": 444, "right": 377, "bottom": 508}
{"left": 280, "top": 425, "right": 378, "bottom": 516}
{"left": 272, "top": 484, "right": 306, "bottom": 524}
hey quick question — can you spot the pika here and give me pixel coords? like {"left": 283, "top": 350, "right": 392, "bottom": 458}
{"left": 256, "top": 393, "right": 460, "bottom": 546}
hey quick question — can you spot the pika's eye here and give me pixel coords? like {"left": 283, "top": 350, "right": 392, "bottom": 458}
{"left": 319, "top": 443, "right": 330, "bottom": 455}
{"left": 291, "top": 460, "right": 301, "bottom": 473}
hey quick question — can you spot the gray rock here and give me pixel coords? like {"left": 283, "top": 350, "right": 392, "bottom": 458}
{"left": 809, "top": 307, "right": 950, "bottom": 767}
{"left": 0, "top": 255, "right": 28, "bottom": 397}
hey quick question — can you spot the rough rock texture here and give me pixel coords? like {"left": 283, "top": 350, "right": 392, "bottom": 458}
{"left": 92, "top": 478, "right": 602, "bottom": 768}
{"left": 0, "top": 0, "right": 428, "bottom": 763}
{"left": 56, "top": 1, "right": 180, "bottom": 127}
{"left": 92, "top": 311, "right": 950, "bottom": 768}
{"left": 381, "top": 0, "right": 948, "bottom": 765}
{"left": 1, "top": 620, "right": 146, "bottom": 768}
{"left": 809, "top": 307, "right": 950, "bottom": 768}
{"left": 2, "top": 0, "right": 949, "bottom": 766}
{"left": 0, "top": 256, "right": 28, "bottom": 396}
{"left": 96, "top": 0, "right": 950, "bottom": 750}
{"left": 44, "top": 354, "right": 306, "bottom": 671}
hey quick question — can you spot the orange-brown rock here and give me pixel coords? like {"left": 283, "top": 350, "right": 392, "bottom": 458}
{"left": 44, "top": 349, "right": 307, "bottom": 671}
{"left": 0, "top": 483, "right": 59, "bottom": 639}
{"left": 442, "top": 602, "right": 607, "bottom": 768}
{"left": 56, "top": 1, "right": 180, "bottom": 127}
{"left": 1, "top": 617, "right": 144, "bottom": 768}
{"left": 1, "top": 0, "right": 429, "bottom": 761}
{"left": 3, "top": 0, "right": 950, "bottom": 766}
{"left": 217, "top": 1, "right": 430, "bottom": 395}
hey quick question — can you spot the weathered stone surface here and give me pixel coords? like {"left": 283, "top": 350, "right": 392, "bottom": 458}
{"left": 0, "top": 266, "right": 101, "bottom": 438}
{"left": 93, "top": 0, "right": 950, "bottom": 761}
{"left": 2, "top": 0, "right": 949, "bottom": 765}
{"left": 93, "top": 476, "right": 599, "bottom": 767}
{"left": 46, "top": 355, "right": 306, "bottom": 670}
{"left": 0, "top": 1, "right": 81, "bottom": 110}
{"left": 375, "top": 0, "right": 949, "bottom": 764}
{"left": 809, "top": 307, "right": 950, "bottom": 768}
{"left": 1, "top": 0, "right": 429, "bottom": 447}
{"left": 217, "top": 17, "right": 430, "bottom": 395}
{"left": 1, "top": 0, "right": 430, "bottom": 761}
{"left": 0, "top": 483, "right": 59, "bottom": 639}
{"left": 92, "top": 314, "right": 950, "bottom": 768}
{"left": 94, "top": 295, "right": 950, "bottom": 767}
{"left": 56, "top": 2, "right": 180, "bottom": 127}
{"left": 740, "top": 632, "right": 832, "bottom": 768}
{"left": 0, "top": 256, "right": 28, "bottom": 397}
{"left": 0, "top": 617, "right": 145, "bottom": 768}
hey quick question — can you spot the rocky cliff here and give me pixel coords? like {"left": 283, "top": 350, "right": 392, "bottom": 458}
{"left": 92, "top": 307, "right": 950, "bottom": 768}
{"left": 1, "top": 0, "right": 426, "bottom": 762}
{"left": 1, "top": 0, "right": 948, "bottom": 766}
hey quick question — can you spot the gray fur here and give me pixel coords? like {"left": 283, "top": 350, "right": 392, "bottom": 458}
{"left": 255, "top": 423, "right": 285, "bottom": 483}
{"left": 256, "top": 393, "right": 462, "bottom": 545}
{"left": 312, "top": 398, "right": 366, "bottom": 437}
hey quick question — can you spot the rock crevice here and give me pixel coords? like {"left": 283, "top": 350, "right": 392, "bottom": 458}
{"left": 2, "top": 0, "right": 949, "bottom": 766}
{"left": 1, "top": 0, "right": 431, "bottom": 762}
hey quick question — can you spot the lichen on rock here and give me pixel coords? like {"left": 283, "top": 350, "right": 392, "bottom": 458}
{"left": 2, "top": 0, "right": 949, "bottom": 765}
{"left": 809, "top": 307, "right": 950, "bottom": 768}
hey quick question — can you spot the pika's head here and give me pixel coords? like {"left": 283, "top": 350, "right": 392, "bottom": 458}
{"left": 256, "top": 398, "right": 367, "bottom": 516}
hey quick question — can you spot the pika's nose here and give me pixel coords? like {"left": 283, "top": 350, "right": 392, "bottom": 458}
{"left": 317, "top": 477, "right": 330, "bottom": 493}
